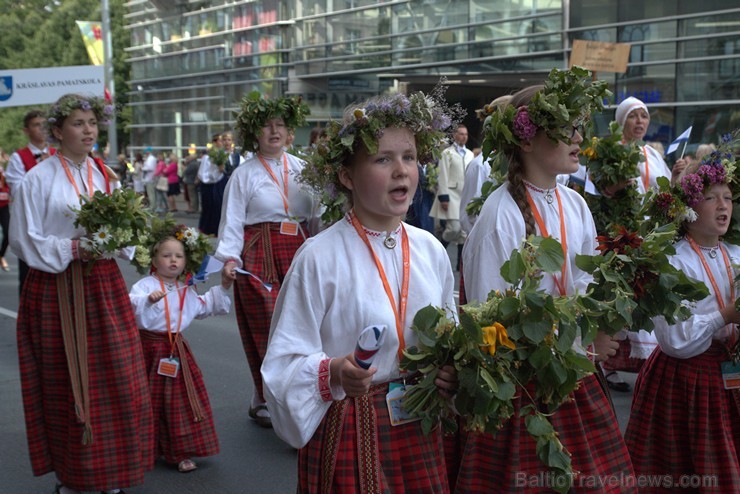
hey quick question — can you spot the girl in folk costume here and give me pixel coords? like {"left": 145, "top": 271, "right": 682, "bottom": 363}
{"left": 9, "top": 94, "right": 153, "bottom": 494}
{"left": 601, "top": 97, "right": 691, "bottom": 390}
{"left": 129, "top": 220, "right": 232, "bottom": 474}
{"left": 625, "top": 139, "right": 740, "bottom": 492}
{"left": 459, "top": 69, "right": 635, "bottom": 493}
{"left": 217, "top": 92, "right": 318, "bottom": 428}
{"left": 262, "top": 89, "right": 461, "bottom": 492}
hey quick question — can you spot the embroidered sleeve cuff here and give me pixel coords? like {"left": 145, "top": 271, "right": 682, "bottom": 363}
{"left": 318, "top": 358, "right": 333, "bottom": 402}
{"left": 71, "top": 239, "right": 80, "bottom": 260}
{"left": 710, "top": 311, "right": 728, "bottom": 334}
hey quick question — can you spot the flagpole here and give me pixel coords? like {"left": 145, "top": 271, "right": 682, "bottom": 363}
{"left": 679, "top": 140, "right": 688, "bottom": 160}
{"left": 102, "top": 0, "right": 117, "bottom": 168}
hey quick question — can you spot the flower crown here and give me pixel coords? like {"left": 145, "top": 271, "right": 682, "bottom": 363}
{"left": 299, "top": 82, "right": 465, "bottom": 224}
{"left": 643, "top": 130, "right": 738, "bottom": 233}
{"left": 131, "top": 216, "right": 212, "bottom": 278}
{"left": 481, "top": 66, "right": 611, "bottom": 159}
{"left": 46, "top": 94, "right": 115, "bottom": 142}
{"left": 234, "top": 91, "right": 310, "bottom": 152}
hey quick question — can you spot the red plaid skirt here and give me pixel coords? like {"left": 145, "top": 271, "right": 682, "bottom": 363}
{"left": 624, "top": 343, "right": 740, "bottom": 493}
{"left": 298, "top": 382, "right": 450, "bottom": 493}
{"left": 455, "top": 374, "right": 635, "bottom": 493}
{"left": 139, "top": 330, "right": 219, "bottom": 463}
{"left": 234, "top": 222, "right": 306, "bottom": 402}
{"left": 17, "top": 260, "right": 154, "bottom": 491}
{"left": 601, "top": 338, "right": 646, "bottom": 374}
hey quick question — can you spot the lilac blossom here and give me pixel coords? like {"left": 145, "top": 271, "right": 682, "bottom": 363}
{"left": 513, "top": 107, "right": 538, "bottom": 141}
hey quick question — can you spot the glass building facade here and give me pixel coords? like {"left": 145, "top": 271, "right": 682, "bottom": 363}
{"left": 125, "top": 0, "right": 739, "bottom": 152}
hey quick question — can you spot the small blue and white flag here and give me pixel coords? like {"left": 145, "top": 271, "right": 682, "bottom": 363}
{"left": 190, "top": 254, "right": 224, "bottom": 285}
{"left": 665, "top": 126, "right": 692, "bottom": 155}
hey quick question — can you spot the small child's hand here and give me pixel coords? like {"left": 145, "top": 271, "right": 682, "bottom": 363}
{"left": 221, "top": 269, "right": 234, "bottom": 290}
{"left": 148, "top": 290, "right": 166, "bottom": 303}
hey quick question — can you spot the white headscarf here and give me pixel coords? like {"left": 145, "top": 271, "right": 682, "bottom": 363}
{"left": 615, "top": 97, "right": 648, "bottom": 127}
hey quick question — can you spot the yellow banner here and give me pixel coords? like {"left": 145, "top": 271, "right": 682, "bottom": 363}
{"left": 76, "top": 21, "right": 104, "bottom": 66}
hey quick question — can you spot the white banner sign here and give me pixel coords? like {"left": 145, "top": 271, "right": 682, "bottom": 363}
{"left": 0, "top": 65, "right": 104, "bottom": 108}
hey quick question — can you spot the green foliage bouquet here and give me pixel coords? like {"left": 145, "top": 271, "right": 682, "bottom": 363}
{"left": 581, "top": 121, "right": 643, "bottom": 235}
{"left": 401, "top": 237, "right": 600, "bottom": 493}
{"left": 576, "top": 223, "right": 709, "bottom": 334}
{"left": 207, "top": 145, "right": 229, "bottom": 169}
{"left": 72, "top": 188, "right": 152, "bottom": 267}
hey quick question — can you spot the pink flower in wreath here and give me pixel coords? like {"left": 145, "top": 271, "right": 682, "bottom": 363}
{"left": 513, "top": 106, "right": 538, "bottom": 141}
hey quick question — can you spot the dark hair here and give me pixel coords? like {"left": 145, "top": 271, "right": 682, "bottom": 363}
{"left": 135, "top": 152, "right": 143, "bottom": 162}
{"left": 23, "top": 110, "right": 45, "bottom": 128}
{"left": 505, "top": 85, "right": 543, "bottom": 237}
{"left": 211, "top": 133, "right": 222, "bottom": 143}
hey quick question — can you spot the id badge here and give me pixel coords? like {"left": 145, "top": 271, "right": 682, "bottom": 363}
{"left": 721, "top": 361, "right": 740, "bottom": 389}
{"left": 280, "top": 220, "right": 299, "bottom": 236}
{"left": 386, "top": 382, "right": 421, "bottom": 427}
{"left": 158, "top": 357, "right": 180, "bottom": 378}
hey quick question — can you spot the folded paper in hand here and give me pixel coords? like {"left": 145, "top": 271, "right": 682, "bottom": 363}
{"left": 354, "top": 325, "right": 387, "bottom": 369}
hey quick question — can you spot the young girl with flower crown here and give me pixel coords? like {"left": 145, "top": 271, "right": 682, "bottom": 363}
{"left": 262, "top": 89, "right": 460, "bottom": 492}
{"left": 129, "top": 221, "right": 233, "bottom": 474}
{"left": 459, "top": 69, "right": 635, "bottom": 493}
{"left": 10, "top": 94, "right": 152, "bottom": 494}
{"left": 625, "top": 140, "right": 740, "bottom": 492}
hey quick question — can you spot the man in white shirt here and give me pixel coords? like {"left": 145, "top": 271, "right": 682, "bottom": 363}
{"left": 430, "top": 124, "right": 474, "bottom": 269}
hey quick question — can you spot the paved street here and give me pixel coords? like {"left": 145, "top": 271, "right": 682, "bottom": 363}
{"left": 0, "top": 206, "right": 636, "bottom": 494}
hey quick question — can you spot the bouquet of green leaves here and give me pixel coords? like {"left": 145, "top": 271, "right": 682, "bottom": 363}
{"left": 580, "top": 121, "right": 643, "bottom": 235}
{"left": 208, "top": 146, "right": 229, "bottom": 169}
{"left": 401, "top": 237, "right": 600, "bottom": 493}
{"left": 575, "top": 223, "right": 709, "bottom": 335}
{"left": 424, "top": 163, "right": 439, "bottom": 194}
{"left": 72, "top": 188, "right": 152, "bottom": 267}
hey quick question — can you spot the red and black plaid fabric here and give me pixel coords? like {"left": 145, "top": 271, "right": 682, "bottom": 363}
{"left": 139, "top": 330, "right": 219, "bottom": 463}
{"left": 455, "top": 374, "right": 635, "bottom": 493}
{"left": 17, "top": 260, "right": 154, "bottom": 492}
{"left": 234, "top": 223, "right": 306, "bottom": 402}
{"left": 625, "top": 344, "right": 740, "bottom": 493}
{"left": 601, "top": 338, "right": 645, "bottom": 374}
{"left": 298, "top": 382, "right": 450, "bottom": 493}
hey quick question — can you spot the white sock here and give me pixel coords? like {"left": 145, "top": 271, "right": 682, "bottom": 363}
{"left": 250, "top": 393, "right": 265, "bottom": 408}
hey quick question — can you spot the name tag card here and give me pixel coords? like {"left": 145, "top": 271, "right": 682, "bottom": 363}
{"left": 280, "top": 220, "right": 299, "bottom": 236}
{"left": 158, "top": 357, "right": 180, "bottom": 378}
{"left": 721, "top": 361, "right": 740, "bottom": 390}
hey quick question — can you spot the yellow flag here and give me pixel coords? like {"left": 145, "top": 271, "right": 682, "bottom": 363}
{"left": 76, "top": 21, "right": 104, "bottom": 65}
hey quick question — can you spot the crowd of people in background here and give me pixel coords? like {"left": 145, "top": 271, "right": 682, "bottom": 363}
{"left": 0, "top": 66, "right": 737, "bottom": 494}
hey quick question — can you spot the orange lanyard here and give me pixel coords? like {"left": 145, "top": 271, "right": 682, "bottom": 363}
{"left": 641, "top": 146, "right": 650, "bottom": 191}
{"left": 258, "top": 154, "right": 290, "bottom": 215}
{"left": 158, "top": 276, "right": 187, "bottom": 356}
{"left": 348, "top": 210, "right": 410, "bottom": 364}
{"left": 525, "top": 187, "right": 568, "bottom": 296}
{"left": 686, "top": 236, "right": 734, "bottom": 311}
{"left": 58, "top": 152, "right": 95, "bottom": 199}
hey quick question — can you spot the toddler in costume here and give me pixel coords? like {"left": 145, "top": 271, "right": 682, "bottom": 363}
{"left": 129, "top": 219, "right": 232, "bottom": 473}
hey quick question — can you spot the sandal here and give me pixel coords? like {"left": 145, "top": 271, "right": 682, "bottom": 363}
{"left": 249, "top": 404, "right": 273, "bottom": 428}
{"left": 177, "top": 458, "right": 198, "bottom": 473}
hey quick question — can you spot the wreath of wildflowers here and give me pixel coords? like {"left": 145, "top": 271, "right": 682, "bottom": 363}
{"left": 46, "top": 94, "right": 115, "bottom": 143}
{"left": 299, "top": 82, "right": 465, "bottom": 224}
{"left": 132, "top": 216, "right": 213, "bottom": 279}
{"left": 234, "top": 91, "right": 310, "bottom": 152}
{"left": 481, "top": 66, "right": 611, "bottom": 160}
{"left": 642, "top": 129, "right": 738, "bottom": 237}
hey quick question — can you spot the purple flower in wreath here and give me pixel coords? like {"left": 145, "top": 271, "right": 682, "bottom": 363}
{"left": 80, "top": 100, "right": 92, "bottom": 111}
{"left": 513, "top": 106, "right": 538, "bottom": 141}
{"left": 680, "top": 173, "right": 705, "bottom": 208}
{"left": 697, "top": 163, "right": 726, "bottom": 185}
{"left": 103, "top": 104, "right": 115, "bottom": 116}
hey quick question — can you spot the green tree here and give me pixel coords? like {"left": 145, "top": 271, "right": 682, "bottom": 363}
{"left": 0, "top": 0, "right": 130, "bottom": 154}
